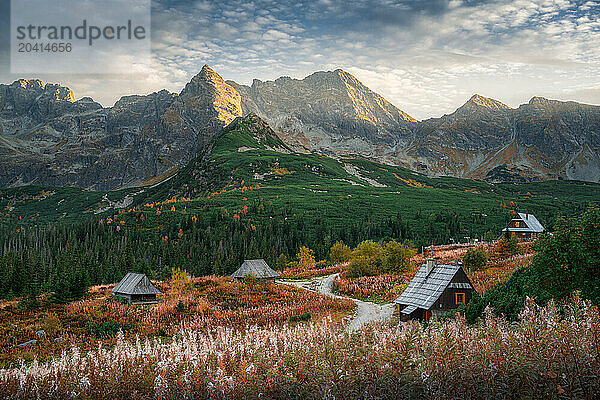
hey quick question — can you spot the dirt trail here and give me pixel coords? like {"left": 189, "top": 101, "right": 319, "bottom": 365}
{"left": 279, "top": 274, "right": 396, "bottom": 333}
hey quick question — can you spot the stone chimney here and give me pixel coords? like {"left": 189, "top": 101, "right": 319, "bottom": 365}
{"left": 426, "top": 259, "right": 436, "bottom": 276}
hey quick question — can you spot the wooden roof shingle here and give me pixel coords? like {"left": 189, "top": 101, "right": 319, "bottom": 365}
{"left": 231, "top": 259, "right": 280, "bottom": 279}
{"left": 503, "top": 213, "right": 544, "bottom": 233}
{"left": 394, "top": 263, "right": 471, "bottom": 311}
{"left": 111, "top": 272, "right": 162, "bottom": 295}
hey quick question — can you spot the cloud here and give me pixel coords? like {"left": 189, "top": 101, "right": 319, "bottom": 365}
{"left": 0, "top": 0, "right": 598, "bottom": 119}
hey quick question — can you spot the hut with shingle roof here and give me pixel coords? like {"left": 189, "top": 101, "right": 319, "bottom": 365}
{"left": 111, "top": 272, "right": 162, "bottom": 304}
{"left": 231, "top": 259, "right": 280, "bottom": 281}
{"left": 394, "top": 259, "right": 475, "bottom": 321}
{"left": 502, "top": 213, "right": 544, "bottom": 241}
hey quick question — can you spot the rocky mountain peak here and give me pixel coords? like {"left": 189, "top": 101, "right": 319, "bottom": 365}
{"left": 182, "top": 65, "right": 228, "bottom": 95}
{"left": 334, "top": 68, "right": 359, "bottom": 85}
{"left": 14, "top": 78, "right": 45, "bottom": 90}
{"left": 528, "top": 96, "right": 552, "bottom": 106}
{"left": 11, "top": 79, "right": 75, "bottom": 102}
{"left": 43, "top": 84, "right": 75, "bottom": 102}
{"left": 197, "top": 64, "right": 223, "bottom": 83}
{"left": 465, "top": 94, "right": 511, "bottom": 111}
{"left": 178, "top": 65, "right": 242, "bottom": 126}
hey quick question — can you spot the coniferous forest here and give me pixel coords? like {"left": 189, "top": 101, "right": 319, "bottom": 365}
{"left": 0, "top": 206, "right": 419, "bottom": 300}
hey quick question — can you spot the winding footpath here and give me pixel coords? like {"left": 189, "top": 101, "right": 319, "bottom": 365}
{"left": 279, "top": 274, "right": 396, "bottom": 333}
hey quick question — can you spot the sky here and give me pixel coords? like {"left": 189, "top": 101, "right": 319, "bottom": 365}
{"left": 1, "top": 0, "right": 599, "bottom": 120}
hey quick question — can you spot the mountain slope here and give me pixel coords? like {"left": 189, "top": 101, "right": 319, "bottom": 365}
{"left": 3, "top": 114, "right": 599, "bottom": 249}
{"left": 227, "top": 69, "right": 415, "bottom": 157}
{"left": 0, "top": 65, "right": 242, "bottom": 190}
{"left": 137, "top": 114, "right": 600, "bottom": 225}
{"left": 228, "top": 73, "right": 600, "bottom": 183}
{"left": 1, "top": 66, "right": 599, "bottom": 188}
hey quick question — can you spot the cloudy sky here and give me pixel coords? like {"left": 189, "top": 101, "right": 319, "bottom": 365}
{"left": 1, "top": 0, "right": 599, "bottom": 119}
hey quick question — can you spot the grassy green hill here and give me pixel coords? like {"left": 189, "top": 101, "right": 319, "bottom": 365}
{"left": 136, "top": 114, "right": 599, "bottom": 242}
{"left": 2, "top": 114, "right": 599, "bottom": 243}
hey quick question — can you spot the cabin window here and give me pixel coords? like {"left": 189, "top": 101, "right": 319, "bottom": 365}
{"left": 455, "top": 293, "right": 466, "bottom": 305}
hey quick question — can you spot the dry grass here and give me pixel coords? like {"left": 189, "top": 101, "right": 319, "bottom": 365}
{"left": 1, "top": 296, "right": 598, "bottom": 399}
{"left": 0, "top": 276, "right": 354, "bottom": 368}
{"left": 280, "top": 263, "right": 347, "bottom": 279}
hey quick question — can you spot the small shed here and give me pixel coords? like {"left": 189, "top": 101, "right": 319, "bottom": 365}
{"left": 231, "top": 259, "right": 280, "bottom": 281}
{"left": 502, "top": 213, "right": 544, "bottom": 240}
{"left": 111, "top": 272, "right": 162, "bottom": 304}
{"left": 394, "top": 260, "right": 475, "bottom": 321}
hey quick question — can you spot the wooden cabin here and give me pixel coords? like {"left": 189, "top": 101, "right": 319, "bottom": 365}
{"left": 111, "top": 272, "right": 162, "bottom": 304}
{"left": 394, "top": 260, "right": 476, "bottom": 321}
{"left": 231, "top": 259, "right": 280, "bottom": 281}
{"left": 502, "top": 213, "right": 544, "bottom": 240}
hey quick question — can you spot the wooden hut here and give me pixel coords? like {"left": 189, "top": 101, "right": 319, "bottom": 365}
{"left": 231, "top": 259, "right": 280, "bottom": 281}
{"left": 111, "top": 272, "right": 162, "bottom": 304}
{"left": 394, "top": 260, "right": 475, "bottom": 321}
{"left": 502, "top": 213, "right": 544, "bottom": 240}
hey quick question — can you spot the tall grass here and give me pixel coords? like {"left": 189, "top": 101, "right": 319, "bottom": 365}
{"left": 2, "top": 295, "right": 598, "bottom": 399}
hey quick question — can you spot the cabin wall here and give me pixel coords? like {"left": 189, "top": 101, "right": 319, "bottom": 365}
{"left": 508, "top": 219, "right": 526, "bottom": 229}
{"left": 236, "top": 276, "right": 276, "bottom": 283}
{"left": 431, "top": 269, "right": 475, "bottom": 313}
{"left": 397, "top": 305, "right": 424, "bottom": 322}
{"left": 113, "top": 292, "right": 157, "bottom": 303}
{"left": 130, "top": 294, "right": 158, "bottom": 303}
{"left": 113, "top": 293, "right": 132, "bottom": 302}
{"left": 508, "top": 231, "right": 537, "bottom": 241}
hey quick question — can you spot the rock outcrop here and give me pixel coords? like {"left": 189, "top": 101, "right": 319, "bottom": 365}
{"left": 0, "top": 66, "right": 242, "bottom": 190}
{"left": 227, "top": 69, "right": 415, "bottom": 158}
{"left": 228, "top": 71, "right": 600, "bottom": 183}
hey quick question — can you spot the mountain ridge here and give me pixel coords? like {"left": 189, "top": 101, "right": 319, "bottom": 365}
{"left": 0, "top": 65, "right": 599, "bottom": 189}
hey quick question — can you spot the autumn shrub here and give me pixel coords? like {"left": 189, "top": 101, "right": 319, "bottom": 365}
{"left": 348, "top": 240, "right": 384, "bottom": 277}
{"left": 329, "top": 241, "right": 351, "bottom": 264}
{"left": 41, "top": 313, "right": 62, "bottom": 337}
{"left": 462, "top": 246, "right": 488, "bottom": 271}
{"left": 382, "top": 240, "right": 416, "bottom": 273}
{"left": 497, "top": 236, "right": 519, "bottom": 255}
{"left": 297, "top": 246, "right": 316, "bottom": 270}
{"left": 169, "top": 267, "right": 193, "bottom": 294}
{"left": 349, "top": 240, "right": 416, "bottom": 277}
